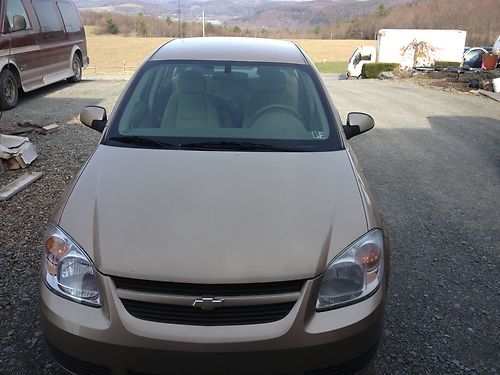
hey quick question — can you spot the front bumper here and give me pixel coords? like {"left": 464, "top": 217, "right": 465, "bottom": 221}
{"left": 41, "top": 271, "right": 386, "bottom": 375}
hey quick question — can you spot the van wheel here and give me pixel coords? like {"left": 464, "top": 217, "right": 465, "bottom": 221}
{"left": 0, "top": 69, "right": 19, "bottom": 111}
{"left": 68, "top": 55, "right": 82, "bottom": 83}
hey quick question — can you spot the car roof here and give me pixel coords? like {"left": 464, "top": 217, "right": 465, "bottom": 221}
{"left": 150, "top": 37, "right": 307, "bottom": 65}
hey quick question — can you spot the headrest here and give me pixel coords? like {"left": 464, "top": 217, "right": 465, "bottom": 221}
{"left": 178, "top": 70, "right": 206, "bottom": 93}
{"left": 258, "top": 70, "right": 286, "bottom": 93}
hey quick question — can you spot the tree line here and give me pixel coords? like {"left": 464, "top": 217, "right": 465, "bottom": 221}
{"left": 316, "top": 0, "right": 499, "bottom": 45}
{"left": 81, "top": 0, "right": 499, "bottom": 45}
{"left": 81, "top": 11, "right": 253, "bottom": 38}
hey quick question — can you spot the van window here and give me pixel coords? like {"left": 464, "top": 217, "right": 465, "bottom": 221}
{"left": 32, "top": 0, "right": 63, "bottom": 35}
{"left": 57, "top": 1, "right": 81, "bottom": 33}
{"left": 6, "top": 0, "right": 31, "bottom": 30}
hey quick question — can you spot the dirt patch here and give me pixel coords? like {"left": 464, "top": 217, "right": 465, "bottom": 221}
{"left": 408, "top": 76, "right": 472, "bottom": 92}
{"left": 395, "top": 69, "right": 500, "bottom": 94}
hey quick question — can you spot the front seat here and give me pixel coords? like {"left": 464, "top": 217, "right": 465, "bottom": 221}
{"left": 244, "top": 69, "right": 290, "bottom": 127}
{"left": 161, "top": 70, "right": 220, "bottom": 129}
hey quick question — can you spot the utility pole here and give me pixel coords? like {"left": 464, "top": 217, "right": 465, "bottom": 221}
{"left": 178, "top": 0, "right": 181, "bottom": 38}
{"left": 202, "top": 9, "right": 205, "bottom": 37}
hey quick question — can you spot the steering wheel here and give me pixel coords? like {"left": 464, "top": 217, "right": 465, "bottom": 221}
{"left": 250, "top": 105, "right": 303, "bottom": 127}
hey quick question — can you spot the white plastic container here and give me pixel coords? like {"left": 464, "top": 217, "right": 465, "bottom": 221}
{"left": 493, "top": 77, "right": 500, "bottom": 93}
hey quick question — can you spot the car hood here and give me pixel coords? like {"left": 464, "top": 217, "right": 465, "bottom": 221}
{"left": 59, "top": 145, "right": 367, "bottom": 283}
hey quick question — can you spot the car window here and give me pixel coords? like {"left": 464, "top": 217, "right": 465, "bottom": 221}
{"left": 6, "top": 0, "right": 31, "bottom": 30}
{"left": 57, "top": 1, "right": 81, "bottom": 33}
{"left": 464, "top": 49, "right": 484, "bottom": 68}
{"left": 107, "top": 61, "right": 342, "bottom": 152}
{"left": 32, "top": 0, "right": 63, "bottom": 36}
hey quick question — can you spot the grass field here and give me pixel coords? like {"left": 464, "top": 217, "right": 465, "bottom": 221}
{"left": 84, "top": 30, "right": 375, "bottom": 74}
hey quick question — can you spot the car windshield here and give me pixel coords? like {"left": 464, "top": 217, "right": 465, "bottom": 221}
{"left": 105, "top": 61, "right": 341, "bottom": 151}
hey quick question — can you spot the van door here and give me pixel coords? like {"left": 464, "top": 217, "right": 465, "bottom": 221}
{"left": 2, "top": 0, "right": 40, "bottom": 88}
{"left": 30, "top": 0, "right": 69, "bottom": 81}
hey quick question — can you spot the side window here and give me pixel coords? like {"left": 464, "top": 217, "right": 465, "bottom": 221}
{"left": 353, "top": 53, "right": 361, "bottom": 65}
{"left": 5, "top": 0, "right": 32, "bottom": 31}
{"left": 56, "top": 1, "right": 81, "bottom": 33}
{"left": 32, "top": 0, "right": 63, "bottom": 36}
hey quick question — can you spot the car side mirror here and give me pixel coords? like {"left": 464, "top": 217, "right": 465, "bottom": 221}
{"left": 343, "top": 112, "right": 375, "bottom": 140}
{"left": 11, "top": 15, "right": 27, "bottom": 32}
{"left": 80, "top": 106, "right": 107, "bottom": 133}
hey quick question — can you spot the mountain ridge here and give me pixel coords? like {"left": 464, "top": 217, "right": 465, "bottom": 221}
{"left": 75, "top": 0, "right": 420, "bottom": 27}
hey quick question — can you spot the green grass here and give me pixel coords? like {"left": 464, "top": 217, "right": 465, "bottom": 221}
{"left": 313, "top": 61, "right": 347, "bottom": 73}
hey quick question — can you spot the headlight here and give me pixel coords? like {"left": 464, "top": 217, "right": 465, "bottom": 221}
{"left": 42, "top": 223, "right": 101, "bottom": 307}
{"left": 316, "top": 229, "right": 384, "bottom": 311}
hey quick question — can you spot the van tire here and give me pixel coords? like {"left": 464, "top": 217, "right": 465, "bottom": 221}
{"left": 67, "top": 54, "right": 82, "bottom": 83}
{"left": 0, "top": 69, "right": 19, "bottom": 111}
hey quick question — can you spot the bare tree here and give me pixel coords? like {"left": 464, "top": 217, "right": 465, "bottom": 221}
{"left": 401, "top": 39, "right": 436, "bottom": 67}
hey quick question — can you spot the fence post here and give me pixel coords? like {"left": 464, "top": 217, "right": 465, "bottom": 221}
{"left": 123, "top": 61, "right": 126, "bottom": 73}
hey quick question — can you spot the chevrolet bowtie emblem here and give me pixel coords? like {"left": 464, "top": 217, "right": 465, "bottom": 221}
{"left": 192, "top": 297, "right": 224, "bottom": 310}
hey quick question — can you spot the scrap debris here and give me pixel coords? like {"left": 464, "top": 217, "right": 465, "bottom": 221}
{"left": 0, "top": 134, "right": 38, "bottom": 170}
{"left": 0, "top": 121, "right": 60, "bottom": 136}
{"left": 0, "top": 172, "right": 43, "bottom": 201}
{"left": 0, "top": 128, "right": 45, "bottom": 199}
{"left": 16, "top": 121, "right": 60, "bottom": 135}
{"left": 40, "top": 124, "right": 59, "bottom": 134}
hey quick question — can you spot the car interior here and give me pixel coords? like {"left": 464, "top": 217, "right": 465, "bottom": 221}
{"left": 117, "top": 62, "right": 331, "bottom": 141}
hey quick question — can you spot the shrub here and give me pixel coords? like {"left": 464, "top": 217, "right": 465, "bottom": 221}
{"left": 106, "top": 18, "right": 119, "bottom": 34}
{"left": 361, "top": 63, "right": 400, "bottom": 79}
{"left": 434, "top": 61, "right": 461, "bottom": 67}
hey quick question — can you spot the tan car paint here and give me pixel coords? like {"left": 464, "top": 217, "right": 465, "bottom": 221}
{"left": 42, "top": 38, "right": 389, "bottom": 375}
{"left": 59, "top": 146, "right": 367, "bottom": 283}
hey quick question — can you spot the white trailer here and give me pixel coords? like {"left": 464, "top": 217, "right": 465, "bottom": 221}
{"left": 347, "top": 29, "right": 467, "bottom": 78}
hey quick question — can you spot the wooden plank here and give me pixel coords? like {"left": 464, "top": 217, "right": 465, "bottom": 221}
{"left": 40, "top": 124, "right": 59, "bottom": 135}
{"left": 478, "top": 90, "right": 500, "bottom": 102}
{"left": 14, "top": 155, "right": 27, "bottom": 169}
{"left": 0, "top": 172, "right": 43, "bottom": 201}
{"left": 4, "top": 158, "right": 21, "bottom": 170}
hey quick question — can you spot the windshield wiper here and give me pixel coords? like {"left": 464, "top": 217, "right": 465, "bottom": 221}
{"left": 179, "top": 141, "right": 297, "bottom": 152}
{"left": 106, "top": 136, "right": 175, "bottom": 149}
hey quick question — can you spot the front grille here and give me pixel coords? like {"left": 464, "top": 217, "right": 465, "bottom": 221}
{"left": 113, "top": 276, "right": 304, "bottom": 296}
{"left": 48, "top": 342, "right": 112, "bottom": 375}
{"left": 122, "top": 299, "right": 295, "bottom": 325}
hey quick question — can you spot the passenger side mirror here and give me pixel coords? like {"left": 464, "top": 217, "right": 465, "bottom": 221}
{"left": 80, "top": 106, "right": 107, "bottom": 133}
{"left": 11, "top": 15, "right": 27, "bottom": 32}
{"left": 343, "top": 112, "right": 375, "bottom": 140}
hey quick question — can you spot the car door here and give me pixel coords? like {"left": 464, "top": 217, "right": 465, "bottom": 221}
{"left": 2, "top": 0, "right": 40, "bottom": 87}
{"left": 30, "top": 0, "right": 69, "bottom": 79}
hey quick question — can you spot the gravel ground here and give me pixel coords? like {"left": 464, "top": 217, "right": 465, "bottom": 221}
{"left": 326, "top": 75, "right": 500, "bottom": 374}
{"left": 0, "top": 76, "right": 499, "bottom": 374}
{"left": 0, "top": 79, "right": 126, "bottom": 374}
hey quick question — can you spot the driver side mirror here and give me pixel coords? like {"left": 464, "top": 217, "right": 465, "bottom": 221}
{"left": 343, "top": 112, "right": 375, "bottom": 140}
{"left": 80, "top": 106, "right": 107, "bottom": 133}
{"left": 10, "top": 15, "right": 27, "bottom": 32}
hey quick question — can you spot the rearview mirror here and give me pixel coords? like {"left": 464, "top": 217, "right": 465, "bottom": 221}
{"left": 80, "top": 106, "right": 107, "bottom": 133}
{"left": 343, "top": 112, "right": 375, "bottom": 140}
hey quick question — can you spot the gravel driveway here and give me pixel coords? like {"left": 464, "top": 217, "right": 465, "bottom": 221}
{"left": 0, "top": 76, "right": 499, "bottom": 374}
